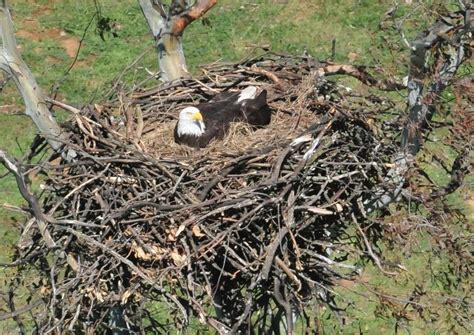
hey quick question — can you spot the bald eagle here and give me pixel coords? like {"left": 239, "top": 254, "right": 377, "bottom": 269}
{"left": 174, "top": 86, "right": 271, "bottom": 148}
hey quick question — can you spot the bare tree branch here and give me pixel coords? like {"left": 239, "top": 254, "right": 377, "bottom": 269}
{"left": 0, "top": 150, "right": 56, "bottom": 249}
{"left": 316, "top": 63, "right": 405, "bottom": 91}
{"left": 0, "top": 1, "right": 69, "bottom": 153}
{"left": 0, "top": 299, "right": 43, "bottom": 322}
{"left": 171, "top": 0, "right": 217, "bottom": 35}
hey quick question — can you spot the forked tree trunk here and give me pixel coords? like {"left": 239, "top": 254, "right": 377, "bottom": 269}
{"left": 138, "top": 0, "right": 217, "bottom": 81}
{"left": 0, "top": 0, "right": 69, "bottom": 154}
{"left": 364, "top": 7, "right": 469, "bottom": 212}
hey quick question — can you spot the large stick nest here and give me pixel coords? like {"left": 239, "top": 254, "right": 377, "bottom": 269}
{"left": 19, "top": 54, "right": 403, "bottom": 333}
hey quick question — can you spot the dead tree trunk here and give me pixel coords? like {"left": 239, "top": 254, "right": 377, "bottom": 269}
{"left": 0, "top": 0, "right": 69, "bottom": 154}
{"left": 364, "top": 8, "right": 471, "bottom": 212}
{"left": 138, "top": 0, "right": 217, "bottom": 81}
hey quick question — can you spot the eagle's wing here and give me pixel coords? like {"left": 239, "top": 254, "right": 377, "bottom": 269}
{"left": 195, "top": 117, "right": 227, "bottom": 147}
{"left": 199, "top": 101, "right": 241, "bottom": 122}
{"left": 209, "top": 91, "right": 239, "bottom": 103}
{"left": 240, "top": 90, "right": 271, "bottom": 126}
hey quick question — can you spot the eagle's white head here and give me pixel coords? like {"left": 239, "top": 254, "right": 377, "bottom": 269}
{"left": 177, "top": 107, "right": 206, "bottom": 136}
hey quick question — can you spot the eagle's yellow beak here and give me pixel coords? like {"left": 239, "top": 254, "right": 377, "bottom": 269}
{"left": 192, "top": 111, "right": 203, "bottom": 122}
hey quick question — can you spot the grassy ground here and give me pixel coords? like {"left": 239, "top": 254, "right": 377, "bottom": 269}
{"left": 1, "top": 0, "right": 472, "bottom": 333}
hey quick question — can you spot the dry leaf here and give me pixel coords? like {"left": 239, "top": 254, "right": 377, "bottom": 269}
{"left": 175, "top": 224, "right": 185, "bottom": 238}
{"left": 134, "top": 244, "right": 150, "bottom": 261}
{"left": 170, "top": 249, "right": 186, "bottom": 266}
{"left": 121, "top": 290, "right": 132, "bottom": 304}
{"left": 167, "top": 227, "right": 177, "bottom": 241}
{"left": 192, "top": 224, "right": 205, "bottom": 237}
{"left": 94, "top": 288, "right": 104, "bottom": 303}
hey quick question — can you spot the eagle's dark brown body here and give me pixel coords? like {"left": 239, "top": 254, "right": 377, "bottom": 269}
{"left": 174, "top": 89, "right": 271, "bottom": 148}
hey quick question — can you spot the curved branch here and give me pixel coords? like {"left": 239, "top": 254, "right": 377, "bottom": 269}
{"left": 171, "top": 0, "right": 217, "bottom": 36}
{"left": 316, "top": 63, "right": 406, "bottom": 91}
{"left": 0, "top": 2, "right": 66, "bottom": 153}
{"left": 0, "top": 150, "right": 57, "bottom": 248}
{"left": 0, "top": 300, "right": 43, "bottom": 322}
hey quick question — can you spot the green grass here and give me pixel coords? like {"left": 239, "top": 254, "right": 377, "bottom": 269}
{"left": 0, "top": 0, "right": 472, "bottom": 333}
{"left": 0, "top": 114, "right": 35, "bottom": 219}
{"left": 326, "top": 231, "right": 472, "bottom": 334}
{"left": 187, "top": 0, "right": 402, "bottom": 68}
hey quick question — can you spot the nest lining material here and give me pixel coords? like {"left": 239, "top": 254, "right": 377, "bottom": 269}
{"left": 143, "top": 81, "right": 320, "bottom": 161}
{"left": 110, "top": 66, "right": 324, "bottom": 162}
{"left": 20, "top": 54, "right": 400, "bottom": 332}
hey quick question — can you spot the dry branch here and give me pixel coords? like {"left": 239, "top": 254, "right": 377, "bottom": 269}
{"left": 315, "top": 63, "right": 405, "bottom": 91}
{"left": 0, "top": 1, "right": 73, "bottom": 157}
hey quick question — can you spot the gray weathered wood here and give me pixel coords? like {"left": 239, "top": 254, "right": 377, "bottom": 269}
{"left": 138, "top": 0, "right": 216, "bottom": 81}
{"left": 0, "top": 1, "right": 68, "bottom": 153}
{"left": 364, "top": 13, "right": 468, "bottom": 212}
